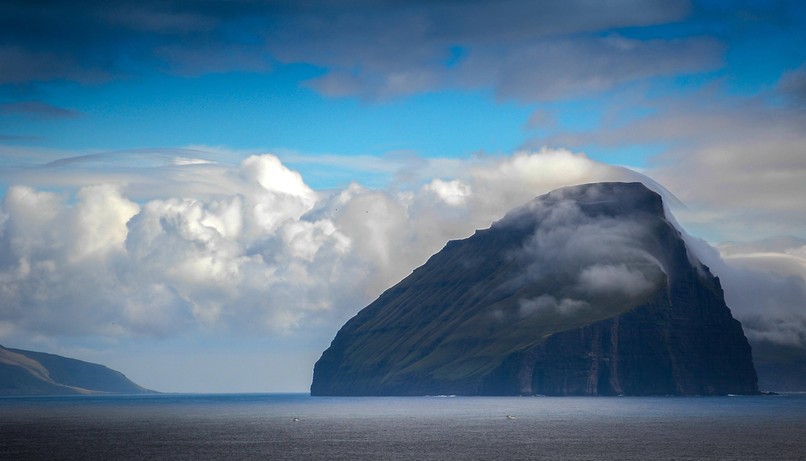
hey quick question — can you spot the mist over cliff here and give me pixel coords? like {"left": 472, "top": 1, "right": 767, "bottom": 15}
{"left": 311, "top": 182, "right": 758, "bottom": 396}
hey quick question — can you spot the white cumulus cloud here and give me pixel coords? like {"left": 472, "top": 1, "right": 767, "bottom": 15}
{"left": 0, "top": 149, "right": 647, "bottom": 341}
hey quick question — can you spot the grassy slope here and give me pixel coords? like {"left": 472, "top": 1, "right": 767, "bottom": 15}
{"left": 0, "top": 345, "right": 153, "bottom": 395}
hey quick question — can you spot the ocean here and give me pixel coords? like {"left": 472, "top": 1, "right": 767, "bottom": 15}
{"left": 1, "top": 393, "right": 804, "bottom": 460}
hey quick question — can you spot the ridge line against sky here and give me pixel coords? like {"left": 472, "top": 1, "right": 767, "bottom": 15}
{"left": 0, "top": 0, "right": 804, "bottom": 392}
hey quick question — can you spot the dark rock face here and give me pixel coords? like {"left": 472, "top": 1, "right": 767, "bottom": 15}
{"left": 311, "top": 182, "right": 759, "bottom": 396}
{"left": 0, "top": 345, "right": 153, "bottom": 395}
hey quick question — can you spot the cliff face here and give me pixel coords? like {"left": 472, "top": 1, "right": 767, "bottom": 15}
{"left": 0, "top": 345, "right": 153, "bottom": 395}
{"left": 311, "top": 182, "right": 759, "bottom": 396}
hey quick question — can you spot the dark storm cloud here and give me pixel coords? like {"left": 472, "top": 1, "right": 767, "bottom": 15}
{"left": 1, "top": 0, "right": 695, "bottom": 98}
{"left": 0, "top": 0, "right": 276, "bottom": 83}
{"left": 268, "top": 0, "right": 701, "bottom": 100}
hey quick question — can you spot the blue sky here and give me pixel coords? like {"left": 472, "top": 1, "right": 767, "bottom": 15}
{"left": 0, "top": 0, "right": 805, "bottom": 392}
{"left": 21, "top": 72, "right": 532, "bottom": 168}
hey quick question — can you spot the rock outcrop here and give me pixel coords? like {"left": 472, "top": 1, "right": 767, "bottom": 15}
{"left": 311, "top": 182, "right": 759, "bottom": 396}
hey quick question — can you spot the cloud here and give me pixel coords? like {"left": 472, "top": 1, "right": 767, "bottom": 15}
{"left": 519, "top": 295, "right": 589, "bottom": 317}
{"left": 0, "top": 0, "right": 698, "bottom": 101}
{"left": 457, "top": 35, "right": 723, "bottom": 102}
{"left": 0, "top": 154, "right": 357, "bottom": 337}
{"left": 719, "top": 261, "right": 806, "bottom": 349}
{"left": 779, "top": 64, "right": 806, "bottom": 106}
{"left": 531, "top": 75, "right": 806, "bottom": 242}
{"left": 651, "top": 99, "right": 806, "bottom": 241}
{"left": 272, "top": 1, "right": 707, "bottom": 101}
{"left": 0, "top": 149, "right": 655, "bottom": 340}
{"left": 495, "top": 184, "right": 668, "bottom": 322}
{"left": 423, "top": 179, "right": 471, "bottom": 206}
{"left": 0, "top": 101, "right": 81, "bottom": 118}
{"left": 674, "top": 232, "right": 806, "bottom": 349}
{"left": 2, "top": 148, "right": 802, "bottom": 353}
{"left": 0, "top": 45, "right": 106, "bottom": 84}
{"left": 0, "top": 147, "right": 249, "bottom": 200}
{"left": 0, "top": 134, "right": 42, "bottom": 143}
{"left": 0, "top": 1, "right": 247, "bottom": 83}
{"left": 577, "top": 263, "right": 658, "bottom": 298}
{"left": 718, "top": 239, "right": 806, "bottom": 347}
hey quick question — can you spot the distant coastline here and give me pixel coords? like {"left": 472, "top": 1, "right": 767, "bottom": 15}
{"left": 0, "top": 344, "right": 154, "bottom": 396}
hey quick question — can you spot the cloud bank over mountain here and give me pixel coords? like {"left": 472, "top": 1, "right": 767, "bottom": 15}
{"left": 0, "top": 150, "right": 803, "bottom": 354}
{"left": 0, "top": 150, "right": 637, "bottom": 339}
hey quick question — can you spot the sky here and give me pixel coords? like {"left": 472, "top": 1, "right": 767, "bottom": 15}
{"left": 0, "top": 0, "right": 805, "bottom": 392}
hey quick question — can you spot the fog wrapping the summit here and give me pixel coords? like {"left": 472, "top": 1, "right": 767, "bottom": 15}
{"left": 496, "top": 187, "right": 668, "bottom": 320}
{"left": 0, "top": 149, "right": 803, "bottom": 352}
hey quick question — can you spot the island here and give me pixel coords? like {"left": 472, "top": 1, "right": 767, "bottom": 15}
{"left": 311, "top": 182, "right": 759, "bottom": 396}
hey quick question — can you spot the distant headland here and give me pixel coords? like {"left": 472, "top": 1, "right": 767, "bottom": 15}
{"left": 0, "top": 344, "right": 154, "bottom": 396}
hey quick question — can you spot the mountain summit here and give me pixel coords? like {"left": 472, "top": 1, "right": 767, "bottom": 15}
{"left": 311, "top": 182, "right": 759, "bottom": 396}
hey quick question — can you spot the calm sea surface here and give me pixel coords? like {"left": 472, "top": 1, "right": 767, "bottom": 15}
{"left": 0, "top": 393, "right": 804, "bottom": 460}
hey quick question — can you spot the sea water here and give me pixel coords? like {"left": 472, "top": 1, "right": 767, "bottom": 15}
{"left": 1, "top": 393, "right": 804, "bottom": 460}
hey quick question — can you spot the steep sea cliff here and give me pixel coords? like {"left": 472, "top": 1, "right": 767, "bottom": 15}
{"left": 312, "top": 182, "right": 758, "bottom": 396}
